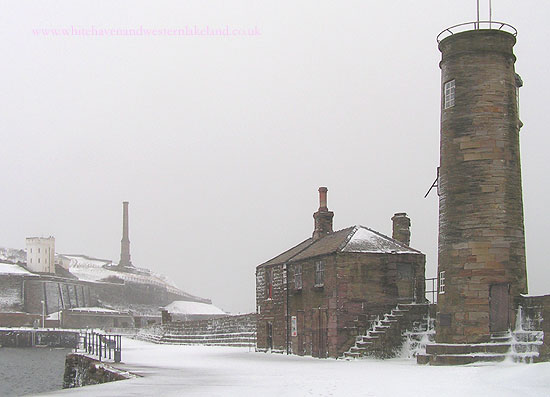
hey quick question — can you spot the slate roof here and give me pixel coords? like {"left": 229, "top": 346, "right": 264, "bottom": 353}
{"left": 258, "top": 225, "right": 422, "bottom": 267}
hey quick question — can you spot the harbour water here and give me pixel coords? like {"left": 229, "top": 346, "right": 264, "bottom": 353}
{"left": 0, "top": 347, "right": 70, "bottom": 396}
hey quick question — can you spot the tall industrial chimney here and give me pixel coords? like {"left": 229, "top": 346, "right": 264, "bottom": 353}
{"left": 119, "top": 201, "right": 133, "bottom": 267}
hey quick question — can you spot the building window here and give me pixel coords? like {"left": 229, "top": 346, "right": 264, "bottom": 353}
{"left": 315, "top": 261, "right": 325, "bottom": 287}
{"left": 294, "top": 264, "right": 303, "bottom": 290}
{"left": 439, "top": 271, "right": 446, "bottom": 294}
{"left": 266, "top": 268, "right": 273, "bottom": 300}
{"left": 444, "top": 80, "right": 455, "bottom": 109}
{"left": 38, "top": 258, "right": 40, "bottom": 263}
{"left": 38, "top": 248, "right": 41, "bottom": 253}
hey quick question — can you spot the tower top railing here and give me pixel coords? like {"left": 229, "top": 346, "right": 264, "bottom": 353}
{"left": 437, "top": 21, "right": 517, "bottom": 43}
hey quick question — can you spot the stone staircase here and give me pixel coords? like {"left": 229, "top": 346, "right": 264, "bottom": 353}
{"left": 158, "top": 331, "right": 256, "bottom": 346}
{"left": 401, "top": 313, "right": 435, "bottom": 358}
{"left": 417, "top": 307, "right": 544, "bottom": 365}
{"left": 342, "top": 303, "right": 431, "bottom": 359}
{"left": 132, "top": 315, "right": 257, "bottom": 347}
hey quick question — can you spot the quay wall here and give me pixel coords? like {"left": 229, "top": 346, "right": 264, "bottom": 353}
{"left": 63, "top": 353, "right": 132, "bottom": 389}
{"left": 0, "top": 328, "right": 79, "bottom": 348}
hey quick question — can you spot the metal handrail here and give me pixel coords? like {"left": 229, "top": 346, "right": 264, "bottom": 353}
{"left": 437, "top": 21, "right": 517, "bottom": 43}
{"left": 80, "top": 330, "right": 122, "bottom": 363}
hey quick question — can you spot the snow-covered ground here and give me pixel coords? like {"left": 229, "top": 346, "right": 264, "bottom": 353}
{"left": 39, "top": 338, "right": 550, "bottom": 396}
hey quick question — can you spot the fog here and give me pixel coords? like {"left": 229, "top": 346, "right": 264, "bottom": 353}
{"left": 1, "top": 1, "right": 549, "bottom": 313}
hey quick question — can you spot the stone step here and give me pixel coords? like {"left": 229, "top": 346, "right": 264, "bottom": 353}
{"left": 417, "top": 353, "right": 507, "bottom": 366}
{"left": 510, "top": 342, "right": 543, "bottom": 354}
{"left": 512, "top": 331, "right": 544, "bottom": 343}
{"left": 426, "top": 343, "right": 510, "bottom": 355}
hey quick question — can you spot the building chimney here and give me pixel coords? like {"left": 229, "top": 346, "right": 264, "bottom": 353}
{"left": 119, "top": 201, "right": 133, "bottom": 267}
{"left": 313, "top": 187, "right": 334, "bottom": 240}
{"left": 391, "top": 212, "right": 411, "bottom": 246}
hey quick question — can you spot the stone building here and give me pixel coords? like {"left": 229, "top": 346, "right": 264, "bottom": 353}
{"left": 26, "top": 237, "right": 56, "bottom": 273}
{"left": 256, "top": 187, "right": 426, "bottom": 358}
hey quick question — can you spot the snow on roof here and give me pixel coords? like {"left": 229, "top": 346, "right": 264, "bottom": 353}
{"left": 165, "top": 301, "right": 226, "bottom": 315}
{"left": 0, "top": 263, "right": 34, "bottom": 275}
{"left": 47, "top": 307, "right": 128, "bottom": 320}
{"left": 342, "top": 226, "right": 420, "bottom": 254}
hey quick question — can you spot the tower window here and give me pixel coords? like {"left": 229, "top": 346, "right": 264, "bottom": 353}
{"left": 444, "top": 80, "right": 455, "bottom": 109}
{"left": 439, "top": 271, "right": 446, "bottom": 294}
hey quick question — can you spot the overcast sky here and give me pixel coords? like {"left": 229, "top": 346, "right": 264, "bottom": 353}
{"left": 1, "top": 1, "right": 549, "bottom": 313}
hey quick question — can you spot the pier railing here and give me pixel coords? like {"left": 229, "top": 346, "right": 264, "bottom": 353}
{"left": 81, "top": 330, "right": 122, "bottom": 363}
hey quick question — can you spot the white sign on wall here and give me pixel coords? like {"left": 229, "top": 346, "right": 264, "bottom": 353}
{"left": 291, "top": 316, "right": 297, "bottom": 337}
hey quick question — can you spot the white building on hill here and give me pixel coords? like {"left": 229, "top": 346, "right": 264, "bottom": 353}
{"left": 26, "top": 237, "right": 55, "bottom": 273}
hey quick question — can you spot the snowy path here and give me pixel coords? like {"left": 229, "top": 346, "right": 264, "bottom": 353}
{"left": 39, "top": 338, "right": 550, "bottom": 396}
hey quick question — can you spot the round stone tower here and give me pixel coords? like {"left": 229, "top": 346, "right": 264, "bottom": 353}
{"left": 435, "top": 24, "right": 527, "bottom": 344}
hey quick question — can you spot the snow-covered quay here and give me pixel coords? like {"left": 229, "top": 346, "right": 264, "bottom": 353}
{"left": 38, "top": 338, "right": 550, "bottom": 396}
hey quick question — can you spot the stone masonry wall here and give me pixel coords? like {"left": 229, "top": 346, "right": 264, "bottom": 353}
{"left": 141, "top": 313, "right": 256, "bottom": 346}
{"left": 0, "top": 329, "right": 79, "bottom": 347}
{"left": 24, "top": 279, "right": 95, "bottom": 315}
{"left": 437, "top": 30, "right": 526, "bottom": 344}
{"left": 333, "top": 252, "right": 425, "bottom": 355}
{"left": 63, "top": 354, "right": 131, "bottom": 389}
{"left": 256, "top": 263, "right": 286, "bottom": 352}
{"left": 520, "top": 295, "right": 550, "bottom": 362}
{"left": 0, "top": 276, "right": 25, "bottom": 312}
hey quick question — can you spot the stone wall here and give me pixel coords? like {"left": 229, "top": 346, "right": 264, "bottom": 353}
{"left": 60, "top": 310, "right": 135, "bottom": 329}
{"left": 63, "top": 353, "right": 132, "bottom": 389}
{"left": 520, "top": 295, "right": 550, "bottom": 362}
{"left": 0, "top": 329, "right": 79, "bottom": 347}
{"left": 0, "top": 312, "right": 41, "bottom": 327}
{"left": 436, "top": 29, "right": 526, "bottom": 344}
{"left": 140, "top": 313, "right": 256, "bottom": 346}
{"left": 0, "top": 276, "right": 25, "bottom": 312}
{"left": 24, "top": 278, "right": 96, "bottom": 315}
{"left": 256, "top": 263, "right": 286, "bottom": 352}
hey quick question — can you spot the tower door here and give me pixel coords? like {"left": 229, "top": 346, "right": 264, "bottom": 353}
{"left": 490, "top": 284, "right": 510, "bottom": 332}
